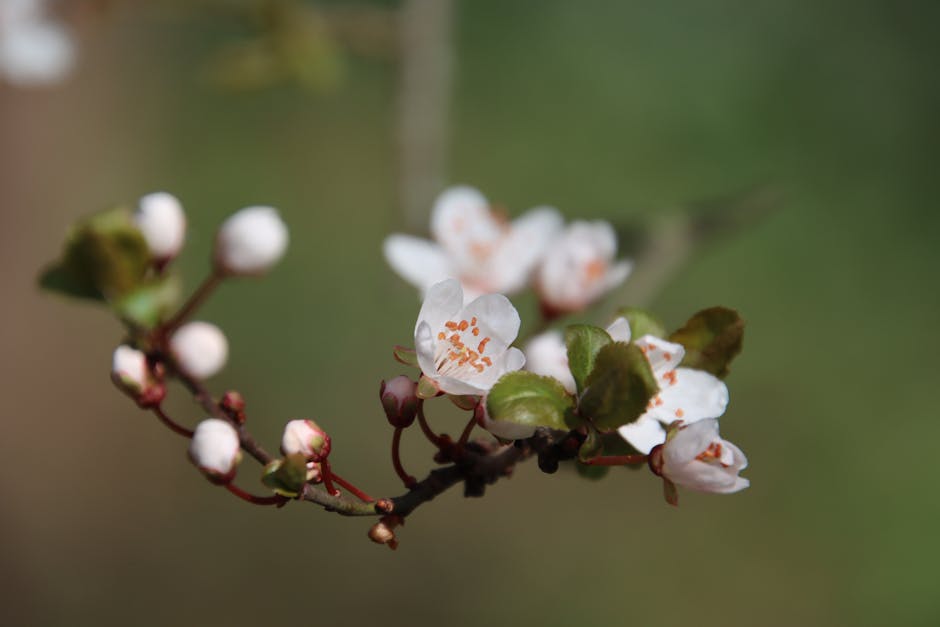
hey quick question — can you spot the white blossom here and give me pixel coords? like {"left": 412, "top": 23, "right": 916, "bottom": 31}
{"left": 0, "top": 0, "right": 75, "bottom": 87}
{"left": 134, "top": 192, "right": 186, "bottom": 262}
{"left": 281, "top": 419, "right": 330, "bottom": 461}
{"left": 536, "top": 221, "right": 632, "bottom": 315}
{"left": 414, "top": 279, "right": 525, "bottom": 396}
{"left": 169, "top": 321, "right": 228, "bottom": 380}
{"left": 189, "top": 418, "right": 241, "bottom": 482}
{"left": 618, "top": 334, "right": 728, "bottom": 454}
{"left": 215, "top": 206, "right": 288, "bottom": 276}
{"left": 384, "top": 185, "right": 562, "bottom": 300}
{"left": 659, "top": 419, "right": 749, "bottom": 494}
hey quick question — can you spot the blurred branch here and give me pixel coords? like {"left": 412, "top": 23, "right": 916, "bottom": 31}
{"left": 397, "top": 0, "right": 456, "bottom": 230}
{"left": 602, "top": 186, "right": 783, "bottom": 315}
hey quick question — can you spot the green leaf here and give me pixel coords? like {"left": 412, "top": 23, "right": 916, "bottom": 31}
{"left": 113, "top": 275, "right": 182, "bottom": 328}
{"left": 565, "top": 324, "right": 612, "bottom": 396}
{"left": 669, "top": 307, "right": 744, "bottom": 378}
{"left": 579, "top": 342, "right": 659, "bottom": 433}
{"left": 487, "top": 371, "right": 576, "bottom": 432}
{"left": 261, "top": 453, "right": 308, "bottom": 498}
{"left": 393, "top": 345, "right": 419, "bottom": 368}
{"left": 577, "top": 426, "right": 603, "bottom": 462}
{"left": 615, "top": 307, "right": 667, "bottom": 339}
{"left": 39, "top": 207, "right": 151, "bottom": 302}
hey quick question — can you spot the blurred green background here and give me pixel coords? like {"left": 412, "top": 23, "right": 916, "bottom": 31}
{"left": 2, "top": 1, "right": 938, "bottom": 626}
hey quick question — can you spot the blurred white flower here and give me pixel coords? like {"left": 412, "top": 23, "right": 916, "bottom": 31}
{"left": 385, "top": 185, "right": 563, "bottom": 300}
{"left": 414, "top": 279, "right": 525, "bottom": 396}
{"left": 170, "top": 321, "right": 229, "bottom": 379}
{"left": 536, "top": 221, "right": 632, "bottom": 315}
{"left": 523, "top": 316, "right": 632, "bottom": 394}
{"left": 0, "top": 0, "right": 75, "bottom": 87}
{"left": 111, "top": 345, "right": 149, "bottom": 394}
{"left": 134, "top": 192, "right": 186, "bottom": 262}
{"left": 281, "top": 419, "right": 331, "bottom": 461}
{"left": 618, "top": 334, "right": 728, "bottom": 454}
{"left": 657, "top": 419, "right": 749, "bottom": 494}
{"left": 189, "top": 418, "right": 241, "bottom": 483}
{"left": 215, "top": 206, "right": 288, "bottom": 276}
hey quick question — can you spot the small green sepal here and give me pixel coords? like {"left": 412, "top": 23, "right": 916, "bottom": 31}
{"left": 393, "top": 345, "right": 420, "bottom": 368}
{"left": 261, "top": 453, "right": 309, "bottom": 498}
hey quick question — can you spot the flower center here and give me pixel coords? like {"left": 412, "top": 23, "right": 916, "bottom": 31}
{"left": 695, "top": 442, "right": 732, "bottom": 467}
{"left": 434, "top": 316, "right": 494, "bottom": 377}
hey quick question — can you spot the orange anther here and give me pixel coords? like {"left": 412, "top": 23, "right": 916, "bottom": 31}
{"left": 471, "top": 317, "right": 477, "bottom": 326}
{"left": 458, "top": 320, "right": 469, "bottom": 331}
{"left": 450, "top": 334, "right": 461, "bottom": 344}
{"left": 478, "top": 338, "right": 490, "bottom": 353}
{"left": 663, "top": 352, "right": 672, "bottom": 361}
{"left": 482, "top": 357, "right": 492, "bottom": 367}
{"left": 472, "top": 327, "right": 480, "bottom": 336}
{"left": 675, "top": 408, "right": 684, "bottom": 418}
{"left": 585, "top": 259, "right": 606, "bottom": 281}
{"left": 438, "top": 332, "right": 446, "bottom": 340}
{"left": 445, "top": 321, "right": 458, "bottom": 331}
{"left": 663, "top": 371, "right": 678, "bottom": 386}
{"left": 655, "top": 396, "right": 663, "bottom": 406}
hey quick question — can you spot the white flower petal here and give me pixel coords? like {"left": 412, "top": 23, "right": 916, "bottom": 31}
{"left": 458, "top": 293, "right": 521, "bottom": 354}
{"left": 617, "top": 416, "right": 666, "bottom": 454}
{"left": 634, "top": 334, "right": 686, "bottom": 378}
{"left": 414, "top": 279, "right": 464, "bottom": 336}
{"left": 414, "top": 321, "right": 438, "bottom": 378}
{"left": 383, "top": 234, "right": 456, "bottom": 294}
{"left": 603, "top": 259, "right": 633, "bottom": 292}
{"left": 662, "top": 419, "right": 721, "bottom": 467}
{"left": 649, "top": 368, "right": 729, "bottom": 426}
{"left": 524, "top": 331, "right": 575, "bottom": 394}
{"left": 488, "top": 206, "right": 564, "bottom": 293}
{"left": 605, "top": 317, "right": 632, "bottom": 343}
{"left": 666, "top": 459, "right": 750, "bottom": 494}
{"left": 435, "top": 374, "right": 487, "bottom": 396}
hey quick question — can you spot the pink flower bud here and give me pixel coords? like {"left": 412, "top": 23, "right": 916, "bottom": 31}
{"left": 189, "top": 419, "right": 241, "bottom": 483}
{"left": 281, "top": 419, "right": 331, "bottom": 462}
{"left": 379, "top": 376, "right": 418, "bottom": 428}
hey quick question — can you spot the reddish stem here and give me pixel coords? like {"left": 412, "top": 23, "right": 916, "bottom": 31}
{"left": 582, "top": 454, "right": 648, "bottom": 466}
{"left": 225, "top": 483, "right": 287, "bottom": 506}
{"left": 152, "top": 406, "right": 194, "bottom": 438}
{"left": 416, "top": 401, "right": 444, "bottom": 448}
{"left": 391, "top": 427, "right": 417, "bottom": 488}
{"left": 330, "top": 472, "right": 375, "bottom": 503}
{"left": 163, "top": 271, "right": 223, "bottom": 333}
{"left": 457, "top": 414, "right": 477, "bottom": 447}
{"left": 320, "top": 459, "right": 340, "bottom": 497}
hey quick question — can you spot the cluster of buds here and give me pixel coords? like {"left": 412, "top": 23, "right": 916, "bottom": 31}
{"left": 384, "top": 185, "right": 632, "bottom": 314}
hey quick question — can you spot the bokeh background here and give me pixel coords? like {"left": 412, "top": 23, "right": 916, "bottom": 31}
{"left": 2, "top": 1, "right": 938, "bottom": 626}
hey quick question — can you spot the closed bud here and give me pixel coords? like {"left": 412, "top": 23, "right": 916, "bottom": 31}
{"left": 220, "top": 390, "right": 246, "bottom": 424}
{"left": 379, "top": 376, "right": 418, "bottom": 428}
{"left": 134, "top": 192, "right": 186, "bottom": 262}
{"left": 169, "top": 321, "right": 228, "bottom": 379}
{"left": 111, "top": 345, "right": 164, "bottom": 407}
{"left": 214, "top": 206, "right": 288, "bottom": 276}
{"left": 281, "top": 419, "right": 331, "bottom": 462}
{"left": 189, "top": 419, "right": 241, "bottom": 483}
{"left": 368, "top": 515, "right": 403, "bottom": 550}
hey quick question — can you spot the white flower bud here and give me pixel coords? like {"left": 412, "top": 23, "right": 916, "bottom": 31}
{"left": 189, "top": 419, "right": 241, "bottom": 483}
{"left": 656, "top": 419, "right": 749, "bottom": 495}
{"left": 134, "top": 192, "right": 186, "bottom": 261}
{"left": 214, "top": 206, "right": 288, "bottom": 276}
{"left": 281, "top": 419, "right": 331, "bottom": 461}
{"left": 111, "top": 345, "right": 149, "bottom": 393}
{"left": 169, "top": 321, "right": 228, "bottom": 379}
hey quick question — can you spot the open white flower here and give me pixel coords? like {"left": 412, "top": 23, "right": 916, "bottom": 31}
{"left": 0, "top": 0, "right": 75, "bottom": 87}
{"left": 658, "top": 419, "right": 749, "bottom": 494}
{"left": 134, "top": 192, "right": 186, "bottom": 262}
{"left": 385, "top": 186, "right": 563, "bottom": 300}
{"left": 189, "top": 418, "right": 241, "bottom": 483}
{"left": 215, "top": 206, "right": 288, "bottom": 276}
{"left": 524, "top": 316, "right": 632, "bottom": 394}
{"left": 618, "top": 334, "right": 729, "bottom": 454}
{"left": 414, "top": 279, "right": 525, "bottom": 395}
{"left": 536, "top": 221, "right": 632, "bottom": 315}
{"left": 170, "top": 321, "right": 229, "bottom": 380}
